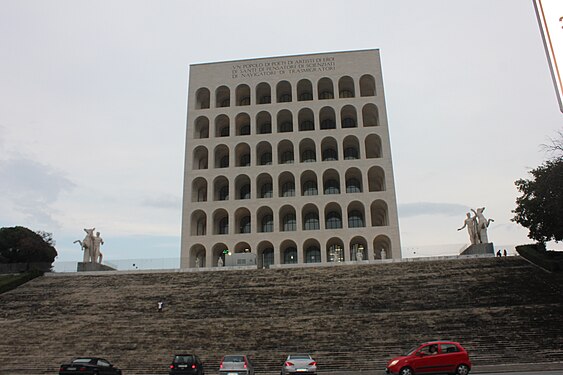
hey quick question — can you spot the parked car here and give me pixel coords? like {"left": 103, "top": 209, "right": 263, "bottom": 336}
{"left": 281, "top": 354, "right": 317, "bottom": 374}
{"left": 59, "top": 357, "right": 122, "bottom": 375}
{"left": 385, "top": 341, "right": 471, "bottom": 375}
{"left": 219, "top": 354, "right": 255, "bottom": 375}
{"left": 169, "top": 354, "right": 204, "bottom": 375}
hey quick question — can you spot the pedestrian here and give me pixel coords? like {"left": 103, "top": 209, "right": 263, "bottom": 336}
{"left": 158, "top": 301, "right": 163, "bottom": 312}
{"left": 503, "top": 249, "right": 507, "bottom": 257}
{"left": 496, "top": 250, "right": 502, "bottom": 257}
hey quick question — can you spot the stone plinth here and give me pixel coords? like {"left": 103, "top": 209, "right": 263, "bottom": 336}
{"left": 77, "top": 262, "right": 115, "bottom": 272}
{"left": 461, "top": 242, "right": 494, "bottom": 255}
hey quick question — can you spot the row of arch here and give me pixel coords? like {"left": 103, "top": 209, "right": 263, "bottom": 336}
{"left": 194, "top": 75, "right": 377, "bottom": 109}
{"left": 191, "top": 166, "right": 386, "bottom": 203}
{"left": 189, "top": 200, "right": 389, "bottom": 236}
{"left": 187, "top": 235, "right": 392, "bottom": 268}
{"left": 193, "top": 104, "right": 380, "bottom": 139}
{"left": 191, "top": 134, "right": 382, "bottom": 170}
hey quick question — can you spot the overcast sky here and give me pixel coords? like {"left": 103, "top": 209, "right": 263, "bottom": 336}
{"left": 1, "top": 0, "right": 562, "bottom": 265}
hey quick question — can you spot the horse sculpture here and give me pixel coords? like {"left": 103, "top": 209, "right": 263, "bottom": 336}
{"left": 73, "top": 228, "right": 97, "bottom": 263}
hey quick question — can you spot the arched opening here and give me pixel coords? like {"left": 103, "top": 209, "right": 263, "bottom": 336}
{"left": 213, "top": 209, "right": 229, "bottom": 235}
{"left": 302, "top": 203, "right": 320, "bottom": 230}
{"left": 325, "top": 202, "right": 343, "bottom": 229}
{"left": 326, "top": 238, "right": 344, "bottom": 262}
{"left": 257, "top": 206, "right": 274, "bottom": 233}
{"left": 215, "top": 114, "right": 230, "bottom": 137}
{"left": 214, "top": 144, "right": 229, "bottom": 169}
{"left": 370, "top": 200, "right": 389, "bottom": 227}
{"left": 318, "top": 77, "right": 334, "bottom": 99}
{"left": 360, "top": 74, "right": 376, "bottom": 97}
{"left": 362, "top": 103, "right": 380, "bottom": 127}
{"left": 235, "top": 143, "right": 251, "bottom": 167}
{"left": 277, "top": 109, "right": 293, "bottom": 133}
{"left": 323, "top": 169, "right": 341, "bottom": 195}
{"left": 212, "top": 243, "right": 228, "bottom": 267}
{"left": 298, "top": 108, "right": 315, "bottom": 131}
{"left": 304, "top": 239, "right": 321, "bottom": 263}
{"left": 321, "top": 137, "right": 339, "bottom": 161}
{"left": 257, "top": 173, "right": 273, "bottom": 199}
{"left": 192, "top": 146, "right": 208, "bottom": 170}
{"left": 256, "top": 82, "right": 271, "bottom": 104}
{"left": 347, "top": 201, "right": 366, "bottom": 228}
{"left": 368, "top": 166, "right": 386, "bottom": 192}
{"left": 297, "top": 79, "right": 313, "bottom": 101}
{"left": 190, "top": 210, "right": 207, "bottom": 236}
{"left": 350, "top": 236, "right": 368, "bottom": 261}
{"left": 343, "top": 135, "right": 360, "bottom": 160}
{"left": 235, "top": 174, "right": 251, "bottom": 200}
{"left": 256, "top": 111, "right": 272, "bottom": 134}
{"left": 300, "top": 170, "right": 318, "bottom": 196}
{"left": 373, "top": 235, "right": 392, "bottom": 259}
{"left": 299, "top": 138, "right": 317, "bottom": 163}
{"left": 192, "top": 177, "right": 208, "bottom": 203}
{"left": 277, "top": 80, "right": 292, "bottom": 103}
{"left": 236, "top": 84, "right": 251, "bottom": 106}
{"left": 281, "top": 240, "right": 298, "bottom": 264}
{"left": 257, "top": 241, "right": 274, "bottom": 268}
{"left": 280, "top": 205, "right": 297, "bottom": 232}
{"left": 338, "top": 76, "right": 355, "bottom": 98}
{"left": 194, "top": 116, "right": 209, "bottom": 139}
{"left": 235, "top": 113, "right": 251, "bottom": 136}
{"left": 256, "top": 141, "right": 273, "bottom": 166}
{"left": 235, "top": 208, "right": 251, "bottom": 234}
{"left": 365, "top": 134, "right": 382, "bottom": 158}
{"left": 345, "top": 168, "right": 363, "bottom": 193}
{"left": 319, "top": 106, "right": 336, "bottom": 130}
{"left": 213, "top": 176, "right": 229, "bottom": 201}
{"left": 278, "top": 172, "right": 296, "bottom": 198}
{"left": 189, "top": 244, "right": 206, "bottom": 268}
{"left": 278, "top": 140, "right": 294, "bottom": 164}
{"left": 216, "top": 86, "right": 230, "bottom": 107}
{"left": 341, "top": 105, "right": 358, "bottom": 128}
{"left": 195, "top": 88, "right": 210, "bottom": 109}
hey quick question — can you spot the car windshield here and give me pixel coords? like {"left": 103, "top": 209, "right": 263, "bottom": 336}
{"left": 223, "top": 355, "right": 245, "bottom": 362}
{"left": 174, "top": 355, "right": 194, "bottom": 364}
{"left": 289, "top": 355, "right": 311, "bottom": 360}
{"left": 72, "top": 358, "right": 94, "bottom": 364}
{"left": 404, "top": 347, "right": 418, "bottom": 356}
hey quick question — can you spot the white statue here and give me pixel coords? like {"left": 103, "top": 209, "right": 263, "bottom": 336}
{"left": 74, "top": 228, "right": 104, "bottom": 263}
{"left": 380, "top": 248, "right": 387, "bottom": 260}
{"left": 195, "top": 256, "right": 201, "bottom": 268}
{"left": 92, "top": 231, "right": 104, "bottom": 263}
{"left": 472, "top": 207, "right": 494, "bottom": 243}
{"left": 356, "top": 247, "right": 364, "bottom": 261}
{"left": 458, "top": 212, "right": 479, "bottom": 244}
{"left": 217, "top": 257, "right": 224, "bottom": 267}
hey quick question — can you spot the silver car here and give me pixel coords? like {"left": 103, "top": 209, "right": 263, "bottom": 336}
{"left": 219, "top": 354, "right": 255, "bottom": 375}
{"left": 281, "top": 354, "right": 317, "bottom": 375}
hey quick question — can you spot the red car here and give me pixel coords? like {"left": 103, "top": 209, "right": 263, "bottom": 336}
{"left": 385, "top": 341, "right": 471, "bottom": 375}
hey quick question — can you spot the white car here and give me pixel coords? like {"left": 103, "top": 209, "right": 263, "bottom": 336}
{"left": 281, "top": 354, "right": 317, "bottom": 375}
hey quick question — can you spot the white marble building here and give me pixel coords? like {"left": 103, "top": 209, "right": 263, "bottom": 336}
{"left": 180, "top": 50, "right": 401, "bottom": 269}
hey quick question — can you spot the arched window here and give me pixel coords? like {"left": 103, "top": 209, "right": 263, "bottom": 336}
{"left": 197, "top": 187, "right": 207, "bottom": 202}
{"left": 305, "top": 246, "right": 321, "bottom": 263}
{"left": 277, "top": 81, "right": 292, "bottom": 103}
{"left": 360, "top": 74, "right": 376, "bottom": 96}
{"left": 318, "top": 78, "right": 334, "bottom": 99}
{"left": 261, "top": 215, "right": 274, "bottom": 233}
{"left": 342, "top": 117, "right": 357, "bottom": 128}
{"left": 281, "top": 181, "right": 295, "bottom": 197}
{"left": 282, "top": 214, "right": 296, "bottom": 231}
{"left": 216, "top": 86, "right": 230, "bottom": 107}
{"left": 219, "top": 217, "right": 229, "bottom": 234}
{"left": 348, "top": 210, "right": 364, "bottom": 228}
{"left": 284, "top": 247, "right": 298, "bottom": 263}
{"left": 260, "top": 183, "right": 273, "bottom": 198}
{"left": 303, "top": 180, "right": 318, "bottom": 196}
{"left": 301, "top": 149, "right": 316, "bottom": 163}
{"left": 297, "top": 79, "right": 313, "bottom": 101}
{"left": 304, "top": 213, "right": 320, "bottom": 230}
{"left": 339, "top": 76, "right": 355, "bottom": 98}
{"left": 195, "top": 88, "right": 210, "bottom": 109}
{"left": 239, "top": 184, "right": 251, "bottom": 199}
{"left": 256, "top": 82, "right": 272, "bottom": 104}
{"left": 346, "top": 178, "right": 362, "bottom": 193}
{"left": 328, "top": 244, "right": 344, "bottom": 262}
{"left": 326, "top": 211, "right": 342, "bottom": 229}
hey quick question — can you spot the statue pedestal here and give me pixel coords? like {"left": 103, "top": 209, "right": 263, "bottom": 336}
{"left": 461, "top": 243, "right": 494, "bottom": 256}
{"left": 77, "top": 262, "right": 116, "bottom": 272}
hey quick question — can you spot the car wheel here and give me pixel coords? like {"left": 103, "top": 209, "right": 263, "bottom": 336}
{"left": 455, "top": 364, "right": 470, "bottom": 375}
{"left": 399, "top": 367, "right": 414, "bottom": 375}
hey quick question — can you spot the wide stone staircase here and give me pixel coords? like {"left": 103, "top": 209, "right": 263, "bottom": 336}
{"left": 0, "top": 256, "right": 562, "bottom": 374}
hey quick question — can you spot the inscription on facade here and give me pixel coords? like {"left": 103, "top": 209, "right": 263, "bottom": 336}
{"left": 232, "top": 56, "right": 336, "bottom": 79}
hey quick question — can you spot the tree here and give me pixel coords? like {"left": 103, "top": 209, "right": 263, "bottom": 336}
{"left": 513, "top": 158, "right": 563, "bottom": 243}
{"left": 0, "top": 226, "right": 58, "bottom": 265}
